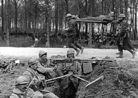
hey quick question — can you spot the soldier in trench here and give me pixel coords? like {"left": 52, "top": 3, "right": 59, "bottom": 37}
{"left": 56, "top": 49, "right": 82, "bottom": 98}
{"left": 10, "top": 58, "right": 59, "bottom": 98}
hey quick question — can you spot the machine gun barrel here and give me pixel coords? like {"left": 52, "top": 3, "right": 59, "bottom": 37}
{"left": 52, "top": 58, "right": 115, "bottom": 64}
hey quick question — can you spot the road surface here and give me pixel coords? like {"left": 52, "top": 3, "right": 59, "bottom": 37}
{"left": 0, "top": 47, "right": 137, "bottom": 60}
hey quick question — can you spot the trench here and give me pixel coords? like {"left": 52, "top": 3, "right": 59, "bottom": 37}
{"left": 1, "top": 58, "right": 138, "bottom": 98}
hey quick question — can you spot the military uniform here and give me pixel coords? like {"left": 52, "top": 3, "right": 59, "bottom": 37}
{"left": 11, "top": 58, "right": 58, "bottom": 98}
{"left": 22, "top": 62, "right": 58, "bottom": 98}
{"left": 10, "top": 76, "right": 44, "bottom": 98}
{"left": 38, "top": 50, "right": 49, "bottom": 68}
{"left": 56, "top": 49, "right": 82, "bottom": 98}
{"left": 66, "top": 14, "right": 84, "bottom": 56}
{"left": 116, "top": 14, "right": 136, "bottom": 58}
{"left": 10, "top": 87, "right": 43, "bottom": 98}
{"left": 38, "top": 50, "right": 55, "bottom": 79}
{"left": 39, "top": 58, "right": 50, "bottom": 68}
{"left": 57, "top": 61, "right": 81, "bottom": 98}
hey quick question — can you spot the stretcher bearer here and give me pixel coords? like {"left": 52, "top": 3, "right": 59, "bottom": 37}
{"left": 116, "top": 14, "right": 137, "bottom": 58}
{"left": 65, "top": 13, "right": 84, "bottom": 56}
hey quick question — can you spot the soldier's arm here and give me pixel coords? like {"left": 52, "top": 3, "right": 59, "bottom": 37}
{"left": 23, "top": 70, "right": 32, "bottom": 77}
{"left": 37, "top": 65, "right": 54, "bottom": 73}
{"left": 56, "top": 63, "right": 64, "bottom": 76}
{"left": 76, "top": 61, "right": 82, "bottom": 75}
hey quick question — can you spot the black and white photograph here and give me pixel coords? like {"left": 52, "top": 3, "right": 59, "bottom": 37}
{"left": 0, "top": 0, "right": 138, "bottom": 98}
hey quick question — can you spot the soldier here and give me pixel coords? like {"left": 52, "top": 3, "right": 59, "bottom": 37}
{"left": 38, "top": 50, "right": 49, "bottom": 67}
{"left": 38, "top": 50, "right": 56, "bottom": 79}
{"left": 65, "top": 13, "right": 84, "bottom": 56}
{"left": 10, "top": 75, "right": 44, "bottom": 98}
{"left": 56, "top": 49, "right": 82, "bottom": 98}
{"left": 22, "top": 58, "right": 59, "bottom": 98}
{"left": 116, "top": 14, "right": 137, "bottom": 58}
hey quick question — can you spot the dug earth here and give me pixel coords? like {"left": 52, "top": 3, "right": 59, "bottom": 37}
{"left": 0, "top": 57, "right": 138, "bottom": 98}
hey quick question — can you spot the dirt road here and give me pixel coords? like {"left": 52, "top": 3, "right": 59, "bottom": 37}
{"left": 0, "top": 47, "right": 137, "bottom": 60}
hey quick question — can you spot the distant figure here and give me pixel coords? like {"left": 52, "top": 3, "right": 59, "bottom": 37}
{"left": 116, "top": 14, "right": 137, "bottom": 58}
{"left": 65, "top": 13, "right": 84, "bottom": 56}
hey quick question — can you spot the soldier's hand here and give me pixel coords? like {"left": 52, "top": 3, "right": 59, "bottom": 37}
{"left": 53, "top": 64, "right": 58, "bottom": 71}
{"left": 68, "top": 71, "right": 73, "bottom": 75}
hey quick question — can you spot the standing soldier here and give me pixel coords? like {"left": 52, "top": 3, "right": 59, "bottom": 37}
{"left": 65, "top": 13, "right": 84, "bottom": 56}
{"left": 56, "top": 49, "right": 82, "bottom": 98}
{"left": 22, "top": 59, "right": 58, "bottom": 98}
{"left": 10, "top": 75, "right": 44, "bottom": 98}
{"left": 116, "top": 14, "right": 137, "bottom": 58}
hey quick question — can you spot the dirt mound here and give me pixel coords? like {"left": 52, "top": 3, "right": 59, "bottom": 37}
{"left": 1, "top": 57, "right": 138, "bottom": 98}
{"left": 76, "top": 59, "right": 138, "bottom": 98}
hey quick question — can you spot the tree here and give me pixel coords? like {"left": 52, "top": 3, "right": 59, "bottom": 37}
{"left": 1, "top": 0, "right": 4, "bottom": 40}
{"left": 6, "top": 0, "right": 11, "bottom": 46}
{"left": 13, "top": 0, "right": 21, "bottom": 33}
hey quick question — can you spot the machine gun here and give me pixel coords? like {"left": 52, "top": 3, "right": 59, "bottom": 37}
{"left": 51, "top": 58, "right": 114, "bottom": 64}
{"left": 51, "top": 57, "right": 115, "bottom": 75}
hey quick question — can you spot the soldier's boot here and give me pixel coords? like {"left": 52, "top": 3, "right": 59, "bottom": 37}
{"left": 116, "top": 52, "right": 121, "bottom": 55}
{"left": 132, "top": 49, "right": 137, "bottom": 59}
{"left": 75, "top": 43, "right": 84, "bottom": 54}
{"left": 116, "top": 50, "right": 123, "bottom": 58}
{"left": 81, "top": 47, "right": 84, "bottom": 54}
{"left": 116, "top": 55, "right": 123, "bottom": 58}
{"left": 76, "top": 49, "right": 80, "bottom": 56}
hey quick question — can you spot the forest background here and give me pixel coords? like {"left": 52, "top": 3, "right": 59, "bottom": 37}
{"left": 1, "top": 0, "right": 138, "bottom": 47}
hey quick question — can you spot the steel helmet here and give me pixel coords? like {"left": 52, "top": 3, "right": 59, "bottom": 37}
{"left": 108, "top": 11, "right": 114, "bottom": 17}
{"left": 71, "top": 15, "right": 77, "bottom": 19}
{"left": 15, "top": 76, "right": 29, "bottom": 85}
{"left": 39, "top": 50, "right": 47, "bottom": 57}
{"left": 118, "top": 14, "right": 126, "bottom": 18}
{"left": 66, "top": 13, "right": 72, "bottom": 17}
{"left": 67, "top": 49, "right": 75, "bottom": 55}
{"left": 28, "top": 58, "right": 38, "bottom": 67}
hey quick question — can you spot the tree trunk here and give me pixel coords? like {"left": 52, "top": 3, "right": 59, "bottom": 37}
{"left": 55, "top": 0, "right": 59, "bottom": 41}
{"left": 24, "top": 0, "right": 27, "bottom": 32}
{"left": 120, "top": 0, "right": 123, "bottom": 13}
{"left": 14, "top": 0, "right": 18, "bottom": 34}
{"left": 34, "top": 1, "right": 38, "bottom": 34}
{"left": 1, "top": 0, "right": 4, "bottom": 40}
{"left": 45, "top": 0, "right": 50, "bottom": 47}
{"left": 88, "top": 23, "right": 92, "bottom": 46}
{"left": 135, "top": 2, "right": 138, "bottom": 40}
{"left": 6, "top": 0, "right": 11, "bottom": 46}
{"left": 65, "top": 0, "right": 69, "bottom": 13}
{"left": 102, "top": 0, "right": 104, "bottom": 14}
{"left": 124, "top": 0, "right": 128, "bottom": 20}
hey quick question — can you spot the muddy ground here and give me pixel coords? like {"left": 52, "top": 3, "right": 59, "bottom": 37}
{"left": 0, "top": 57, "right": 138, "bottom": 98}
{"left": 76, "top": 59, "right": 138, "bottom": 98}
